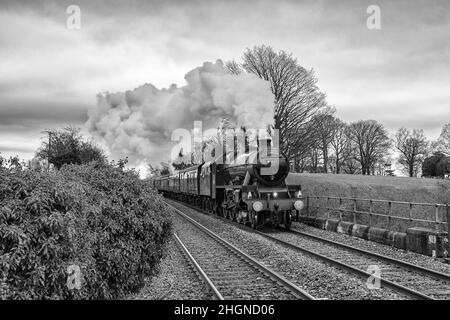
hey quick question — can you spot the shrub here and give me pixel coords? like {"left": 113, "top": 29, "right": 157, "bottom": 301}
{"left": 0, "top": 161, "right": 172, "bottom": 299}
{"left": 422, "top": 152, "right": 449, "bottom": 178}
{"left": 35, "top": 127, "right": 106, "bottom": 170}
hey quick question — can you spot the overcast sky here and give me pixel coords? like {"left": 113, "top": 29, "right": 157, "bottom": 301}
{"left": 0, "top": 0, "right": 449, "bottom": 162}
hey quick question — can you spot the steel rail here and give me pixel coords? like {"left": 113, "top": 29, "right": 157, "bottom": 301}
{"left": 284, "top": 227, "right": 450, "bottom": 283}
{"left": 173, "top": 233, "right": 224, "bottom": 300}
{"left": 254, "top": 229, "right": 434, "bottom": 300}
{"left": 169, "top": 203, "right": 316, "bottom": 300}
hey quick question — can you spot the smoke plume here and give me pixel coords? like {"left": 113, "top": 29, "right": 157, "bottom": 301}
{"left": 86, "top": 60, "right": 274, "bottom": 169}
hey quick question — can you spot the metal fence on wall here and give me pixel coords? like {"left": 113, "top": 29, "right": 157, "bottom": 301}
{"left": 299, "top": 195, "right": 450, "bottom": 233}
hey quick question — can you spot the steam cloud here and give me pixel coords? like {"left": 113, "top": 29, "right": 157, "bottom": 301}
{"left": 86, "top": 60, "right": 275, "bottom": 169}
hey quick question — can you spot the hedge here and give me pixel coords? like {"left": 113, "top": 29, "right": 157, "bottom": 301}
{"left": 0, "top": 161, "right": 172, "bottom": 299}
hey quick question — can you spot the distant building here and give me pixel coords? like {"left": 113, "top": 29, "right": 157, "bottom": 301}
{"left": 383, "top": 163, "right": 395, "bottom": 176}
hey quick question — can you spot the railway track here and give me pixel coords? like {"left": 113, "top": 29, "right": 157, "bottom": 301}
{"left": 168, "top": 198, "right": 450, "bottom": 300}
{"left": 173, "top": 233, "right": 224, "bottom": 300}
{"left": 271, "top": 227, "right": 450, "bottom": 300}
{"left": 171, "top": 204, "right": 316, "bottom": 300}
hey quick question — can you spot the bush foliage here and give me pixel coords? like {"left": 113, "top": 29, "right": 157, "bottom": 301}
{"left": 0, "top": 161, "right": 172, "bottom": 299}
{"left": 422, "top": 152, "right": 450, "bottom": 178}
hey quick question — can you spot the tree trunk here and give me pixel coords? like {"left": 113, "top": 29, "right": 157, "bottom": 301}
{"left": 409, "top": 162, "right": 414, "bottom": 177}
{"left": 362, "top": 165, "right": 369, "bottom": 175}
{"left": 335, "top": 156, "right": 340, "bottom": 174}
{"left": 294, "top": 154, "right": 299, "bottom": 173}
{"left": 322, "top": 148, "right": 328, "bottom": 173}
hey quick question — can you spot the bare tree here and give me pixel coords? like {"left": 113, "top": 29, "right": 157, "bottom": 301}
{"left": 395, "top": 128, "right": 429, "bottom": 177}
{"left": 312, "top": 109, "right": 337, "bottom": 173}
{"left": 231, "top": 45, "right": 327, "bottom": 161}
{"left": 342, "top": 157, "right": 362, "bottom": 174}
{"left": 347, "top": 120, "right": 392, "bottom": 175}
{"left": 225, "top": 60, "right": 243, "bottom": 75}
{"left": 307, "top": 147, "right": 322, "bottom": 173}
{"left": 329, "top": 118, "right": 351, "bottom": 174}
{"left": 292, "top": 152, "right": 309, "bottom": 172}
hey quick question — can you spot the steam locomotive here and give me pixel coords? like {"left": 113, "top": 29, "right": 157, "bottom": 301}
{"left": 152, "top": 141, "right": 304, "bottom": 229}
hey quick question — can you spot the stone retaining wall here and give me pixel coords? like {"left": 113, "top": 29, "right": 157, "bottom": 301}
{"left": 297, "top": 216, "right": 449, "bottom": 258}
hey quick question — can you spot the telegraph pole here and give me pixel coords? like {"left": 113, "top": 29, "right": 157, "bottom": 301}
{"left": 41, "top": 130, "right": 52, "bottom": 170}
{"left": 48, "top": 131, "right": 51, "bottom": 170}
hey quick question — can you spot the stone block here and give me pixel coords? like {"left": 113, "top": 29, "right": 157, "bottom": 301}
{"left": 406, "top": 227, "right": 448, "bottom": 257}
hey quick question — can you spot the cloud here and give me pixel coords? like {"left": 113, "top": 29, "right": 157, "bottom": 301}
{"left": 86, "top": 60, "right": 275, "bottom": 166}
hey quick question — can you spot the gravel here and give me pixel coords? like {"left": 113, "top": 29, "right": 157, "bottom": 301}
{"left": 267, "top": 227, "right": 450, "bottom": 299}
{"left": 291, "top": 221, "right": 450, "bottom": 274}
{"left": 128, "top": 232, "right": 211, "bottom": 300}
{"left": 172, "top": 212, "right": 299, "bottom": 300}
{"left": 168, "top": 200, "right": 407, "bottom": 300}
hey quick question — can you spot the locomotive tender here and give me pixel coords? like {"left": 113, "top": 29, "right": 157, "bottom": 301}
{"left": 153, "top": 142, "right": 304, "bottom": 229}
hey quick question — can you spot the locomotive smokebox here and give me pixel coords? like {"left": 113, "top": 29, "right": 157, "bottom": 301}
{"left": 254, "top": 155, "right": 289, "bottom": 186}
{"left": 254, "top": 137, "right": 289, "bottom": 186}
